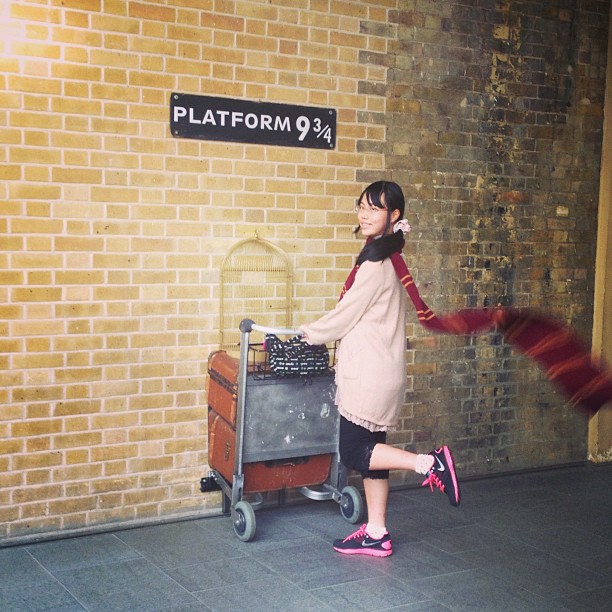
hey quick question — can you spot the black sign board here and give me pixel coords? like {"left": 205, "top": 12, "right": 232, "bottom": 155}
{"left": 170, "top": 93, "right": 336, "bottom": 149}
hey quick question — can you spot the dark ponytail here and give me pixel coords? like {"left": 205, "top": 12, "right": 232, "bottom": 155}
{"left": 354, "top": 181, "right": 406, "bottom": 266}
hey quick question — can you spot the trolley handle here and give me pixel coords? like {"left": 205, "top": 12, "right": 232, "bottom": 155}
{"left": 239, "top": 318, "right": 302, "bottom": 336}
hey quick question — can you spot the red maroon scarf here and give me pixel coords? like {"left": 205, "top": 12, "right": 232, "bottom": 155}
{"left": 340, "top": 251, "right": 612, "bottom": 416}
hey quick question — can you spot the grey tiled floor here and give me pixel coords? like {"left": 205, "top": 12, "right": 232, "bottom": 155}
{"left": 2, "top": 463, "right": 611, "bottom": 611}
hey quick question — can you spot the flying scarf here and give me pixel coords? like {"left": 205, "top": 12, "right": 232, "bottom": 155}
{"left": 340, "top": 251, "right": 612, "bottom": 416}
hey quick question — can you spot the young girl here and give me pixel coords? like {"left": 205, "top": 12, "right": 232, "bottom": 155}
{"left": 299, "top": 180, "right": 460, "bottom": 558}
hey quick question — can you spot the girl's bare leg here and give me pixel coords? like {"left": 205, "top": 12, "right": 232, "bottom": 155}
{"left": 368, "top": 443, "right": 419, "bottom": 471}
{"left": 363, "top": 477, "right": 389, "bottom": 527}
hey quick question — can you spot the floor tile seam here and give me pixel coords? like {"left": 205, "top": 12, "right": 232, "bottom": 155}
{"left": 306, "top": 572, "right": 437, "bottom": 605}
{"left": 381, "top": 566, "right": 476, "bottom": 584}
{"left": 535, "top": 549, "right": 612, "bottom": 582}
{"left": 143, "top": 550, "right": 250, "bottom": 572}
{"left": 509, "top": 577, "right": 610, "bottom": 602}
{"left": 452, "top": 551, "right": 610, "bottom": 599}
{"left": 230, "top": 552, "right": 318, "bottom": 580}
{"left": 22, "top": 547, "right": 97, "bottom": 595}
{"left": 110, "top": 534, "right": 250, "bottom": 569}
{"left": 151, "top": 561, "right": 228, "bottom": 601}
{"left": 46, "top": 553, "right": 168, "bottom": 578}
{"left": 307, "top": 587, "right": 436, "bottom": 612}
{"left": 52, "top": 582, "right": 96, "bottom": 612}
{"left": 406, "top": 566, "right": 559, "bottom": 604}
{"left": 144, "top": 573, "right": 213, "bottom": 612}
{"left": 178, "top": 565, "right": 288, "bottom": 593}
{"left": 395, "top": 530, "right": 509, "bottom": 557}
{"left": 190, "top": 574, "right": 323, "bottom": 600}
{"left": 561, "top": 583, "right": 612, "bottom": 597}
{"left": 241, "top": 534, "right": 334, "bottom": 561}
{"left": 454, "top": 540, "right": 583, "bottom": 568}
{"left": 52, "top": 557, "right": 207, "bottom": 611}
{"left": 0, "top": 580, "right": 87, "bottom": 612}
{"left": 397, "top": 536, "right": 510, "bottom": 558}
{"left": 492, "top": 529, "right": 612, "bottom": 567}
{"left": 274, "top": 587, "right": 339, "bottom": 612}
{"left": 48, "top": 553, "right": 213, "bottom": 601}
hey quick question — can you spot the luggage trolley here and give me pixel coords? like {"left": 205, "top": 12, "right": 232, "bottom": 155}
{"left": 201, "top": 318, "right": 363, "bottom": 541}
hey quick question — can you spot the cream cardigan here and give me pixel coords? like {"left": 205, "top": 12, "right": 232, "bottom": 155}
{"left": 300, "top": 259, "right": 407, "bottom": 431}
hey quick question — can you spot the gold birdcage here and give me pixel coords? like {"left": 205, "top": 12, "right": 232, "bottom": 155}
{"left": 219, "top": 233, "right": 293, "bottom": 350}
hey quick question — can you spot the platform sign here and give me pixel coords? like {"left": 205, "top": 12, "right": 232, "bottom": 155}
{"left": 170, "top": 93, "right": 336, "bottom": 149}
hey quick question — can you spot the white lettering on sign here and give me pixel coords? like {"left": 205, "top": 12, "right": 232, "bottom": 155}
{"left": 170, "top": 94, "right": 336, "bottom": 149}
{"left": 276, "top": 116, "right": 291, "bottom": 131}
{"left": 173, "top": 106, "right": 293, "bottom": 132}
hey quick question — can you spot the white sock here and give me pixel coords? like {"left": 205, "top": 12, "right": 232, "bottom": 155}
{"left": 366, "top": 523, "right": 387, "bottom": 539}
{"left": 415, "top": 454, "right": 434, "bottom": 475}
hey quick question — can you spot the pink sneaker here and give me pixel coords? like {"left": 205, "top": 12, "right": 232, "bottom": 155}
{"left": 332, "top": 524, "right": 393, "bottom": 557}
{"left": 422, "top": 446, "right": 461, "bottom": 507}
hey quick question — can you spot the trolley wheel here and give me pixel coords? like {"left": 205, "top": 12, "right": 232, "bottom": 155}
{"left": 339, "top": 486, "right": 363, "bottom": 524}
{"left": 233, "top": 500, "right": 256, "bottom": 542}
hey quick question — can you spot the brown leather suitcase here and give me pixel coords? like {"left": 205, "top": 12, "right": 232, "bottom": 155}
{"left": 207, "top": 350, "right": 240, "bottom": 425}
{"left": 208, "top": 410, "right": 332, "bottom": 494}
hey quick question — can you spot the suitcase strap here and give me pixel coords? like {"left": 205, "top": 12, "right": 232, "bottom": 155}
{"left": 208, "top": 368, "right": 237, "bottom": 396}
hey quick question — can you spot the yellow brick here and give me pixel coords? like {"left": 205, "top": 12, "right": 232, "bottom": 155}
{"left": 103, "top": 460, "right": 128, "bottom": 476}
{"left": 0, "top": 125, "right": 21, "bottom": 147}
{"left": 91, "top": 186, "right": 139, "bottom": 202}
{"left": 13, "top": 41, "right": 61, "bottom": 59}
{"left": 132, "top": 36, "right": 177, "bottom": 57}
{"left": 18, "top": 501, "right": 50, "bottom": 519}
{"left": 0, "top": 270, "right": 24, "bottom": 285}
{"left": 55, "top": 0, "right": 101, "bottom": 9}
{"left": 124, "top": 487, "right": 167, "bottom": 505}
{"left": 91, "top": 413, "right": 139, "bottom": 430}
{"left": 12, "top": 218, "right": 63, "bottom": 235}
{"left": 54, "top": 271, "right": 105, "bottom": 286}
{"left": 12, "top": 287, "right": 62, "bottom": 302}
{"left": 0, "top": 506, "right": 20, "bottom": 524}
{"left": 89, "top": 441, "right": 136, "bottom": 462}
{"left": 14, "top": 353, "right": 63, "bottom": 371}
{"left": 0, "top": 302, "right": 22, "bottom": 319}
{"left": 63, "top": 483, "right": 92, "bottom": 502}
{"left": 12, "top": 401, "right": 52, "bottom": 424}
{"left": 51, "top": 131, "right": 103, "bottom": 150}
{"left": 12, "top": 450, "right": 62, "bottom": 470}
{"left": 10, "top": 3, "right": 60, "bottom": 22}
{"left": 129, "top": 456, "right": 173, "bottom": 472}
{"left": 54, "top": 26, "right": 102, "bottom": 48}
{"left": 54, "top": 337, "right": 104, "bottom": 354}
{"left": 10, "top": 517, "right": 63, "bottom": 538}
{"left": 91, "top": 475, "right": 138, "bottom": 493}
{"left": 90, "top": 12, "right": 139, "bottom": 34}
{"left": 24, "top": 167, "right": 51, "bottom": 183}
{"left": 94, "top": 492, "right": 124, "bottom": 509}
{"left": 26, "top": 469, "right": 52, "bottom": 485}
{"left": 49, "top": 496, "right": 98, "bottom": 516}
{"left": 25, "top": 433, "right": 50, "bottom": 451}
{"left": 0, "top": 438, "right": 23, "bottom": 455}
{"left": 53, "top": 463, "right": 103, "bottom": 482}
{"left": 10, "top": 147, "right": 62, "bottom": 165}
{"left": 53, "top": 433, "right": 103, "bottom": 450}
{"left": 8, "top": 75, "right": 62, "bottom": 95}
{"left": 165, "top": 438, "right": 201, "bottom": 454}
{"left": 64, "top": 449, "right": 90, "bottom": 464}
{"left": 129, "top": 2, "right": 175, "bottom": 21}
{"left": 54, "top": 236, "right": 105, "bottom": 252}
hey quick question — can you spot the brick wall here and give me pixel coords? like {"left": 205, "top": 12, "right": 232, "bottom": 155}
{"left": 1, "top": 0, "right": 608, "bottom": 542}
{"left": 383, "top": 0, "right": 609, "bottom": 481}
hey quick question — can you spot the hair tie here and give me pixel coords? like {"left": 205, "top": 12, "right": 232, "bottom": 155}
{"left": 394, "top": 219, "right": 411, "bottom": 235}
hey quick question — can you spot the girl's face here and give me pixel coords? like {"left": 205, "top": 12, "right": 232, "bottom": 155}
{"left": 356, "top": 195, "right": 400, "bottom": 238}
